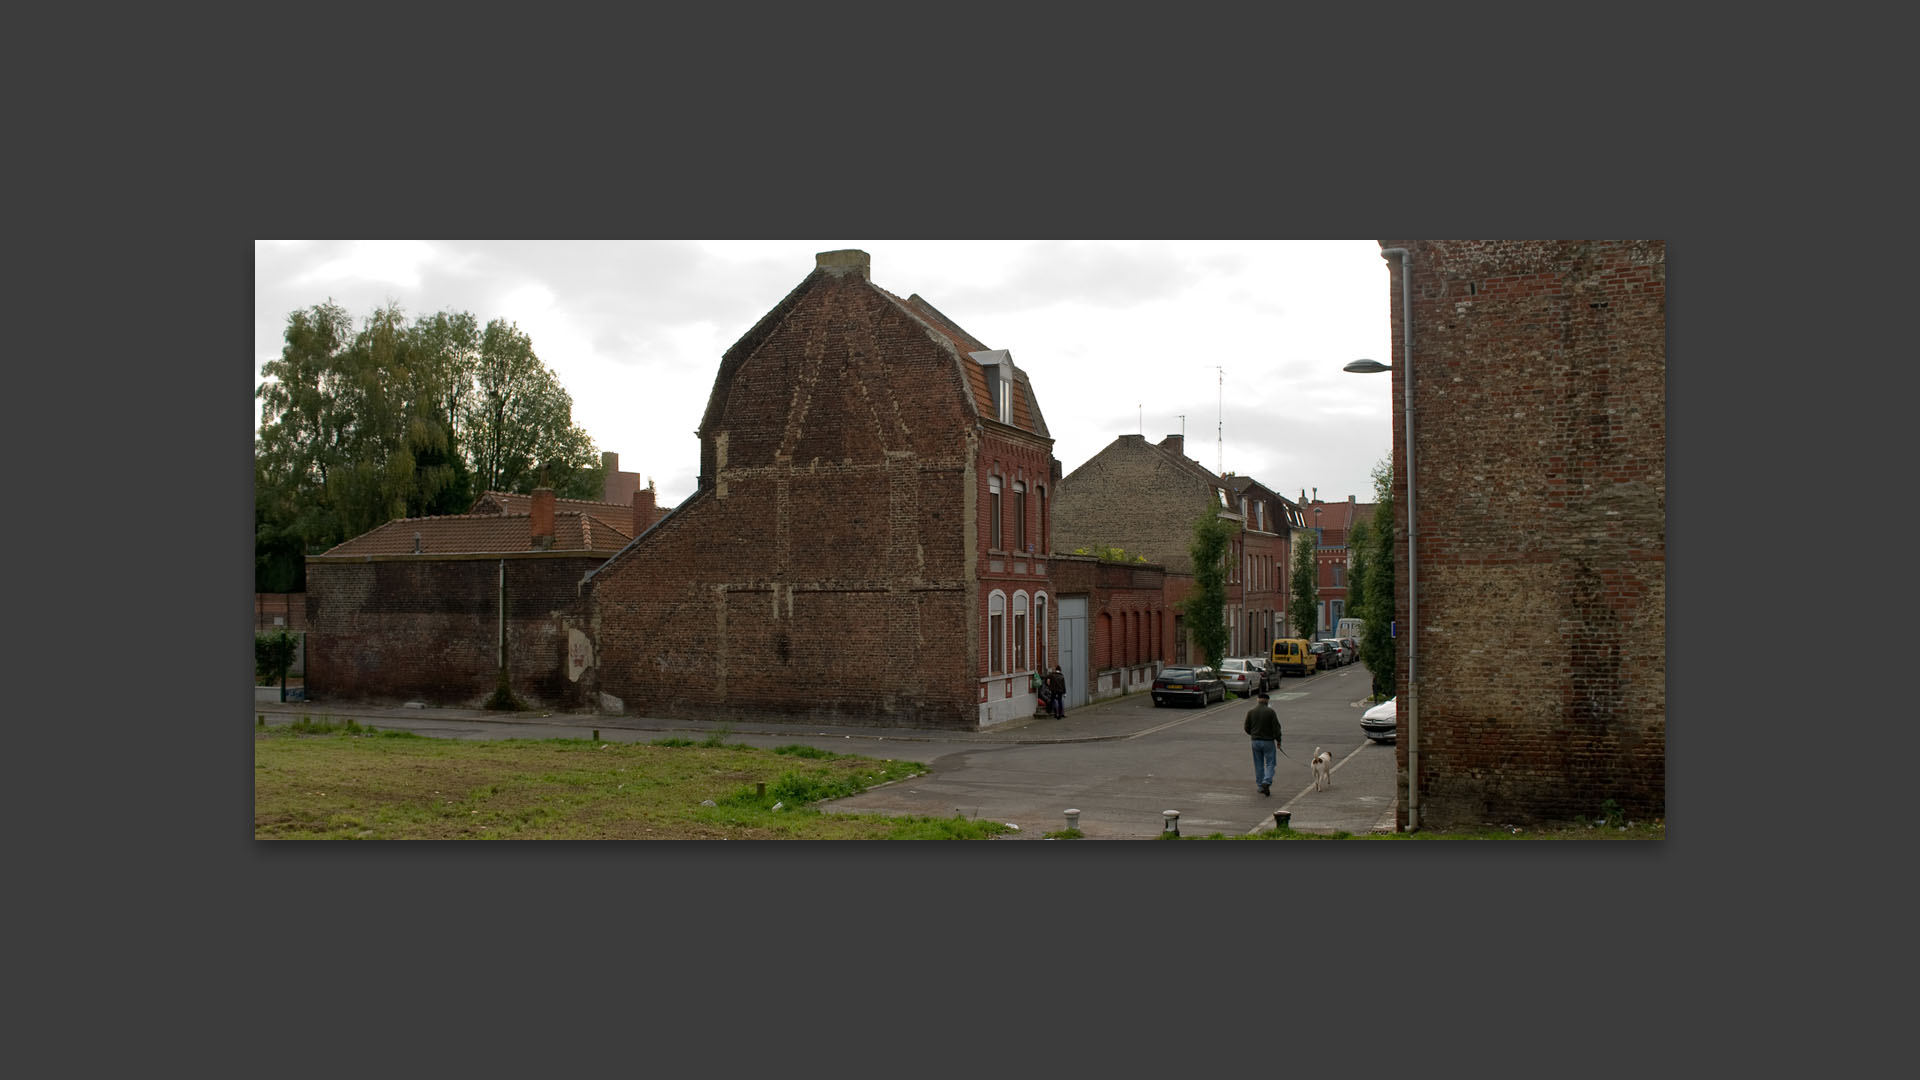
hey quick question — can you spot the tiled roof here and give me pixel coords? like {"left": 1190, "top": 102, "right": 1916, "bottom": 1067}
{"left": 316, "top": 511, "right": 632, "bottom": 557}
{"left": 883, "top": 290, "right": 1046, "bottom": 438}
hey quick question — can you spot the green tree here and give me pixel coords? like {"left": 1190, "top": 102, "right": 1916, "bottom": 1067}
{"left": 1357, "top": 455, "right": 1396, "bottom": 697}
{"left": 466, "top": 319, "right": 600, "bottom": 497}
{"left": 1289, "top": 525, "right": 1318, "bottom": 641}
{"left": 255, "top": 303, "right": 600, "bottom": 592}
{"left": 1180, "top": 504, "right": 1234, "bottom": 667}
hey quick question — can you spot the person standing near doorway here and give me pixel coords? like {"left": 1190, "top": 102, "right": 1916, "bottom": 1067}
{"left": 1046, "top": 666, "right": 1067, "bottom": 719}
{"left": 1244, "top": 690, "right": 1282, "bottom": 795}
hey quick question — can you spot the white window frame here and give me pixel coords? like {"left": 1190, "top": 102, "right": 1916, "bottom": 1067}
{"left": 988, "top": 590, "right": 1006, "bottom": 674}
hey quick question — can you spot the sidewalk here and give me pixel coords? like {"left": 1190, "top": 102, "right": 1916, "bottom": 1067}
{"left": 252, "top": 687, "right": 1171, "bottom": 746}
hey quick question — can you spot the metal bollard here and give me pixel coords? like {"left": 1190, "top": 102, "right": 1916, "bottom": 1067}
{"left": 1064, "top": 809, "right": 1080, "bottom": 831}
{"left": 1273, "top": 809, "right": 1291, "bottom": 831}
{"left": 1163, "top": 809, "right": 1180, "bottom": 837}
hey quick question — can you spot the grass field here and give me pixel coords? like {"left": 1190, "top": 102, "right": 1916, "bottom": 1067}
{"left": 254, "top": 719, "right": 1010, "bottom": 840}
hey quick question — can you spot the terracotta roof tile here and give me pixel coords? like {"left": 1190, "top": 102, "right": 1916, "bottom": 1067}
{"left": 317, "top": 511, "right": 631, "bottom": 557}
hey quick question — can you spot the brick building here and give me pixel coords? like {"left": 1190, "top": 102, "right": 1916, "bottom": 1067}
{"left": 1053, "top": 433, "right": 1305, "bottom": 663}
{"left": 1047, "top": 554, "right": 1183, "bottom": 704}
{"left": 581, "top": 250, "right": 1059, "bottom": 730}
{"left": 1376, "top": 239, "right": 1664, "bottom": 829}
{"left": 305, "top": 488, "right": 636, "bottom": 706}
{"left": 1297, "top": 492, "right": 1375, "bottom": 638}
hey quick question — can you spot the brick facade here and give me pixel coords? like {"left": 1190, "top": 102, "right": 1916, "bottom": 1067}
{"left": 1054, "top": 434, "right": 1305, "bottom": 664}
{"left": 1048, "top": 555, "right": 1181, "bottom": 700}
{"left": 1380, "top": 239, "right": 1665, "bottom": 829}
{"left": 305, "top": 553, "right": 601, "bottom": 706}
{"left": 582, "top": 251, "right": 1058, "bottom": 730}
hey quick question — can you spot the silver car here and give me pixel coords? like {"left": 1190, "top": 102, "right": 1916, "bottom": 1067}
{"left": 1217, "top": 657, "right": 1263, "bottom": 696}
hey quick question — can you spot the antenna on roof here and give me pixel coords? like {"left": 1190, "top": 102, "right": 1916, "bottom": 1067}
{"left": 1216, "top": 366, "right": 1224, "bottom": 476}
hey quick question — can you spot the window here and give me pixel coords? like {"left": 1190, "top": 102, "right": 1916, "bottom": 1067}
{"left": 1038, "top": 485, "right": 1048, "bottom": 553}
{"left": 1014, "top": 592, "right": 1028, "bottom": 672}
{"left": 988, "top": 592, "right": 1005, "bottom": 674}
{"left": 989, "top": 475, "right": 1002, "bottom": 550}
{"left": 1013, "top": 481, "right": 1027, "bottom": 553}
{"left": 1333, "top": 565, "right": 1345, "bottom": 587}
{"left": 1036, "top": 594, "right": 1048, "bottom": 670}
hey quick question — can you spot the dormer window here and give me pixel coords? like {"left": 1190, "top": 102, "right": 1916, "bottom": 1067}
{"left": 971, "top": 350, "right": 1016, "bottom": 425}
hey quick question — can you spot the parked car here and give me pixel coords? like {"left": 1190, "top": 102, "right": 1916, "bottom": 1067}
{"left": 1308, "top": 641, "right": 1335, "bottom": 670}
{"left": 1218, "top": 657, "right": 1265, "bottom": 696}
{"left": 1340, "top": 637, "right": 1360, "bottom": 664}
{"left": 1151, "top": 665, "right": 1226, "bottom": 708}
{"left": 1319, "top": 639, "right": 1352, "bottom": 667}
{"left": 1241, "top": 656, "right": 1275, "bottom": 691}
{"left": 1271, "top": 637, "right": 1316, "bottom": 677}
{"left": 1361, "top": 697, "right": 1397, "bottom": 743}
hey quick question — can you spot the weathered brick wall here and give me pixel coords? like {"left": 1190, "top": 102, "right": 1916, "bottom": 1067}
{"left": 588, "top": 266, "right": 1014, "bottom": 730}
{"left": 1053, "top": 435, "right": 1214, "bottom": 573}
{"left": 255, "top": 593, "right": 306, "bottom": 631}
{"left": 305, "top": 555, "right": 598, "bottom": 707}
{"left": 1382, "top": 239, "right": 1665, "bottom": 828}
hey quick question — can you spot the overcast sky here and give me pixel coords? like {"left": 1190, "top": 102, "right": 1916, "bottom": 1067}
{"left": 254, "top": 240, "right": 1396, "bottom": 511}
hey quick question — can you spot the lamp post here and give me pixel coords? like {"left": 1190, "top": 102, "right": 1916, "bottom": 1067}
{"left": 1346, "top": 244, "right": 1419, "bottom": 831}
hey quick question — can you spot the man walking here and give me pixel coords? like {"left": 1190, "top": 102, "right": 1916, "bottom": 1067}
{"left": 1046, "top": 667, "right": 1067, "bottom": 719}
{"left": 1244, "top": 690, "right": 1282, "bottom": 796}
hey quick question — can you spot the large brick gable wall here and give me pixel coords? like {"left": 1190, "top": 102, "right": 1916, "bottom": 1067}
{"left": 1384, "top": 239, "right": 1665, "bottom": 828}
{"left": 586, "top": 254, "right": 1048, "bottom": 730}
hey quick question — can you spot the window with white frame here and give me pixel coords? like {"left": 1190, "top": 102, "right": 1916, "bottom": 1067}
{"left": 988, "top": 591, "right": 1005, "bottom": 674}
{"left": 1013, "top": 592, "right": 1028, "bottom": 672}
{"left": 1036, "top": 593, "right": 1048, "bottom": 669}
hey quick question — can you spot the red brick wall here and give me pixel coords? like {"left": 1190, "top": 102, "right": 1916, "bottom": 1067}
{"left": 1381, "top": 240, "right": 1665, "bottom": 828}
{"left": 588, "top": 265, "right": 1047, "bottom": 730}
{"left": 305, "top": 555, "right": 600, "bottom": 707}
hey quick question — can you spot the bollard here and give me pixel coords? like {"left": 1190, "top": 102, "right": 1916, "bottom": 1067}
{"left": 1163, "top": 809, "right": 1180, "bottom": 837}
{"left": 256, "top": 714, "right": 264, "bottom": 728}
{"left": 1064, "top": 809, "right": 1080, "bottom": 832}
{"left": 1273, "top": 809, "right": 1291, "bottom": 831}
{"left": 757, "top": 782, "right": 767, "bottom": 798}
{"left": 592, "top": 729, "right": 599, "bottom": 742}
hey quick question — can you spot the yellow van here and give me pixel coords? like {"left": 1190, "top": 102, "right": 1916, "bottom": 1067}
{"left": 1271, "top": 637, "right": 1316, "bottom": 678}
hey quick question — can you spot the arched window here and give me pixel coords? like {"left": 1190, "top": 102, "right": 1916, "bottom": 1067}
{"left": 1013, "top": 592, "right": 1029, "bottom": 673}
{"left": 1036, "top": 593, "right": 1049, "bottom": 670}
{"left": 988, "top": 591, "right": 1005, "bottom": 674}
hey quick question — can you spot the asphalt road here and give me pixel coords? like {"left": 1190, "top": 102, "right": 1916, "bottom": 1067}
{"left": 254, "top": 660, "right": 1398, "bottom": 839}
{"left": 817, "top": 662, "right": 1396, "bottom": 837}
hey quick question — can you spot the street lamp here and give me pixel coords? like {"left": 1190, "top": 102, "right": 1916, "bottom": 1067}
{"left": 1347, "top": 245, "right": 1420, "bottom": 830}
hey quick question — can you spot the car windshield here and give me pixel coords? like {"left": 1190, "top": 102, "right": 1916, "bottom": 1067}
{"left": 1159, "top": 668, "right": 1196, "bottom": 680}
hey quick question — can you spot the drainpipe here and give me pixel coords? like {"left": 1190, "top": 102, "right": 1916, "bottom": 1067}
{"left": 1380, "top": 246, "right": 1420, "bottom": 832}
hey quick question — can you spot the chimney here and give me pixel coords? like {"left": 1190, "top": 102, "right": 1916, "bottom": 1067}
{"left": 815, "top": 249, "right": 870, "bottom": 280}
{"left": 1160, "top": 434, "right": 1185, "bottom": 458}
{"left": 632, "top": 483, "right": 656, "bottom": 538}
{"left": 531, "top": 487, "right": 556, "bottom": 550}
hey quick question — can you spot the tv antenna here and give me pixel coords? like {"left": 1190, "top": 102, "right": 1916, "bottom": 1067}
{"left": 1216, "top": 366, "right": 1224, "bottom": 475}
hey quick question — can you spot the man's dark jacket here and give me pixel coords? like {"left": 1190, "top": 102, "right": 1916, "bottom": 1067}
{"left": 1243, "top": 703, "right": 1282, "bottom": 743}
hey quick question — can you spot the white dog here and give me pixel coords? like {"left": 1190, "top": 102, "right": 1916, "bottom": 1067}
{"left": 1310, "top": 748, "right": 1333, "bottom": 791}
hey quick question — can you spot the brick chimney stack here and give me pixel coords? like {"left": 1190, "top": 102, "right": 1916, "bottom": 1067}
{"left": 815, "top": 249, "right": 870, "bottom": 280}
{"left": 1160, "top": 433, "right": 1185, "bottom": 458}
{"left": 632, "top": 483, "right": 656, "bottom": 538}
{"left": 531, "top": 487, "right": 556, "bottom": 550}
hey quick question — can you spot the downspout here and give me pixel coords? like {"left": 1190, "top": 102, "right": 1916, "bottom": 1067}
{"left": 1380, "top": 246, "right": 1420, "bottom": 832}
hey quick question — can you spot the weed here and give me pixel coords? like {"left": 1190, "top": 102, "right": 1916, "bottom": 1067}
{"left": 650, "top": 737, "right": 696, "bottom": 747}
{"left": 1044, "top": 828, "right": 1084, "bottom": 840}
{"left": 772, "top": 744, "right": 841, "bottom": 759}
{"left": 1600, "top": 798, "right": 1625, "bottom": 828}
{"left": 698, "top": 725, "right": 734, "bottom": 748}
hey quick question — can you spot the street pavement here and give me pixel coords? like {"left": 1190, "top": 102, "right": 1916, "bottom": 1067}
{"left": 253, "top": 662, "right": 1398, "bottom": 839}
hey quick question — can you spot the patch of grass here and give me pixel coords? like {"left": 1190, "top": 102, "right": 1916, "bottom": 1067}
{"left": 649, "top": 737, "right": 696, "bottom": 747}
{"left": 697, "top": 725, "right": 734, "bottom": 748}
{"left": 1043, "top": 828, "right": 1084, "bottom": 840}
{"left": 771, "top": 744, "right": 843, "bottom": 759}
{"left": 255, "top": 730, "right": 949, "bottom": 840}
